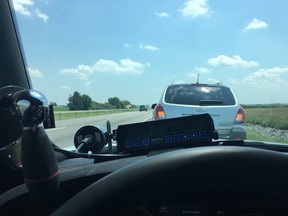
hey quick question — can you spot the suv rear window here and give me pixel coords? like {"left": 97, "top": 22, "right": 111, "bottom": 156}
{"left": 164, "top": 85, "right": 236, "bottom": 106}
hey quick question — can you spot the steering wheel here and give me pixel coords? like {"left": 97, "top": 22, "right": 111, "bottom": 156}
{"left": 51, "top": 146, "right": 288, "bottom": 215}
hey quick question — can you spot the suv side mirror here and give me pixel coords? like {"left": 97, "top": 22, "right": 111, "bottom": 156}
{"left": 151, "top": 103, "right": 157, "bottom": 109}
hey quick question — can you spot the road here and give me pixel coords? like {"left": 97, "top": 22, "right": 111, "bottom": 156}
{"left": 46, "top": 111, "right": 152, "bottom": 149}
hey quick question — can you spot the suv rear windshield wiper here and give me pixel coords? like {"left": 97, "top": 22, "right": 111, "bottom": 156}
{"left": 199, "top": 100, "right": 224, "bottom": 105}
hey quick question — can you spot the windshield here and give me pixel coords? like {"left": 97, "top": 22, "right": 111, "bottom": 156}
{"left": 11, "top": 0, "right": 288, "bottom": 148}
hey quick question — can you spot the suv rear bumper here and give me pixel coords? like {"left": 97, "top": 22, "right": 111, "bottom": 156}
{"left": 218, "top": 125, "right": 246, "bottom": 140}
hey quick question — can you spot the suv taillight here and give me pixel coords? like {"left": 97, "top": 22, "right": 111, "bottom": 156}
{"left": 234, "top": 106, "right": 245, "bottom": 124}
{"left": 154, "top": 104, "right": 166, "bottom": 120}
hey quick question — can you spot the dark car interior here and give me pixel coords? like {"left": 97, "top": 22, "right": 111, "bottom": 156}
{"left": 1, "top": 0, "right": 288, "bottom": 215}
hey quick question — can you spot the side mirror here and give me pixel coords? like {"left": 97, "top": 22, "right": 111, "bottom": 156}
{"left": 151, "top": 103, "right": 157, "bottom": 109}
{"left": 43, "top": 104, "right": 56, "bottom": 129}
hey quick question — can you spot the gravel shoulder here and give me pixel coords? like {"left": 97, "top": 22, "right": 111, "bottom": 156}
{"left": 246, "top": 123, "right": 288, "bottom": 141}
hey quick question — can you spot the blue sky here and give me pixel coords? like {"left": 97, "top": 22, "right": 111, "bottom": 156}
{"left": 12, "top": 0, "right": 288, "bottom": 105}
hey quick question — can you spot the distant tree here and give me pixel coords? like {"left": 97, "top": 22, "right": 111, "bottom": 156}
{"left": 68, "top": 91, "right": 82, "bottom": 110}
{"left": 68, "top": 91, "right": 92, "bottom": 110}
{"left": 67, "top": 92, "right": 136, "bottom": 110}
{"left": 50, "top": 101, "right": 57, "bottom": 106}
{"left": 121, "top": 100, "right": 132, "bottom": 108}
{"left": 82, "top": 94, "right": 92, "bottom": 110}
{"left": 91, "top": 101, "right": 114, "bottom": 110}
{"left": 108, "top": 97, "right": 121, "bottom": 109}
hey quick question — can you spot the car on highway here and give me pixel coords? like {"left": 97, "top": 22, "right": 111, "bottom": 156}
{"left": 1, "top": 1, "right": 288, "bottom": 216}
{"left": 139, "top": 105, "right": 148, "bottom": 111}
{"left": 152, "top": 83, "right": 246, "bottom": 140}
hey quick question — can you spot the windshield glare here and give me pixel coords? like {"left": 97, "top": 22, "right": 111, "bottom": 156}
{"left": 11, "top": 0, "right": 288, "bottom": 147}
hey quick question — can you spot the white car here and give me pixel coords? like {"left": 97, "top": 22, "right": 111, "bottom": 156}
{"left": 152, "top": 83, "right": 246, "bottom": 140}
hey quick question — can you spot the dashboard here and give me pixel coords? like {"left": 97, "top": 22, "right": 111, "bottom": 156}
{"left": 132, "top": 192, "right": 286, "bottom": 216}
{"left": 1, "top": 158, "right": 287, "bottom": 216}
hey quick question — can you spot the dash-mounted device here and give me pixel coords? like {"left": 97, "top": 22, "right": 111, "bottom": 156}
{"left": 116, "top": 113, "right": 218, "bottom": 154}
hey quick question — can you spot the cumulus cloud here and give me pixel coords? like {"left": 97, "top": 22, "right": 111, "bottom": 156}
{"left": 35, "top": 9, "right": 49, "bottom": 23}
{"left": 179, "top": 0, "right": 211, "bottom": 19}
{"left": 13, "top": 0, "right": 34, "bottom": 16}
{"left": 61, "top": 86, "right": 71, "bottom": 90}
{"left": 139, "top": 43, "right": 160, "bottom": 51}
{"left": 83, "top": 81, "right": 91, "bottom": 87}
{"left": 155, "top": 12, "right": 170, "bottom": 18}
{"left": 208, "top": 55, "right": 259, "bottom": 68}
{"left": 244, "top": 18, "right": 268, "bottom": 31}
{"left": 60, "top": 59, "right": 146, "bottom": 80}
{"left": 28, "top": 68, "right": 44, "bottom": 78}
{"left": 194, "top": 67, "right": 211, "bottom": 74}
{"left": 231, "top": 67, "right": 288, "bottom": 103}
{"left": 187, "top": 67, "right": 211, "bottom": 79}
{"left": 228, "top": 67, "right": 288, "bottom": 104}
{"left": 60, "top": 64, "right": 93, "bottom": 80}
{"left": 12, "top": 0, "right": 49, "bottom": 23}
{"left": 123, "top": 44, "right": 132, "bottom": 48}
{"left": 94, "top": 59, "right": 146, "bottom": 74}
{"left": 244, "top": 67, "right": 288, "bottom": 83}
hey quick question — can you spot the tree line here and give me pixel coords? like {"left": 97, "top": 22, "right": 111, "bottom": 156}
{"left": 66, "top": 91, "right": 136, "bottom": 111}
{"left": 242, "top": 103, "right": 288, "bottom": 109}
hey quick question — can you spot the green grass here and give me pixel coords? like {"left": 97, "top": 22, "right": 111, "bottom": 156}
{"left": 245, "top": 107, "right": 288, "bottom": 143}
{"left": 245, "top": 107, "right": 288, "bottom": 130}
{"left": 53, "top": 106, "right": 69, "bottom": 112}
{"left": 246, "top": 128, "right": 287, "bottom": 143}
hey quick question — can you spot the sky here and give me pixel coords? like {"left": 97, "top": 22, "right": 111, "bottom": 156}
{"left": 12, "top": 0, "right": 288, "bottom": 106}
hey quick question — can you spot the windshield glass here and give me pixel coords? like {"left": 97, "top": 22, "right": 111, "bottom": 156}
{"left": 11, "top": 0, "right": 288, "bottom": 148}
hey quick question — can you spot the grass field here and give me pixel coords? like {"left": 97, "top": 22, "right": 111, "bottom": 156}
{"left": 245, "top": 106, "right": 288, "bottom": 143}
{"left": 246, "top": 128, "right": 287, "bottom": 143}
{"left": 245, "top": 107, "right": 288, "bottom": 130}
{"left": 53, "top": 106, "right": 69, "bottom": 112}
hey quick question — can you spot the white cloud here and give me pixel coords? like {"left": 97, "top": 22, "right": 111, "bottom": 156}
{"left": 229, "top": 67, "right": 288, "bottom": 103}
{"left": 194, "top": 67, "right": 210, "bottom": 74}
{"left": 12, "top": 0, "right": 49, "bottom": 23}
{"left": 244, "top": 67, "right": 288, "bottom": 84}
{"left": 179, "top": 0, "right": 211, "bottom": 19}
{"left": 35, "top": 9, "right": 49, "bottom": 23}
{"left": 244, "top": 18, "right": 268, "bottom": 31}
{"left": 123, "top": 44, "right": 132, "bottom": 48}
{"left": 208, "top": 55, "right": 259, "bottom": 67}
{"left": 61, "top": 86, "right": 71, "bottom": 90}
{"left": 83, "top": 81, "right": 91, "bottom": 87}
{"left": 187, "top": 67, "right": 210, "bottom": 79}
{"left": 13, "top": 0, "right": 34, "bottom": 16}
{"left": 60, "top": 59, "right": 146, "bottom": 80}
{"left": 60, "top": 64, "right": 93, "bottom": 80}
{"left": 94, "top": 59, "right": 145, "bottom": 74}
{"left": 139, "top": 43, "right": 160, "bottom": 51}
{"left": 28, "top": 68, "right": 44, "bottom": 78}
{"left": 187, "top": 73, "right": 198, "bottom": 79}
{"left": 155, "top": 12, "right": 170, "bottom": 18}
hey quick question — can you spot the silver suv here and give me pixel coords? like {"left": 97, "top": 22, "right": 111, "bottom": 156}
{"left": 152, "top": 83, "right": 246, "bottom": 140}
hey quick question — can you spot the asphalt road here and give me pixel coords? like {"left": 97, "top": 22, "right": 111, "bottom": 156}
{"left": 46, "top": 111, "right": 152, "bottom": 149}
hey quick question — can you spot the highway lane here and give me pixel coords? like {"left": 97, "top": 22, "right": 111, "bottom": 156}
{"left": 46, "top": 111, "right": 152, "bottom": 149}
